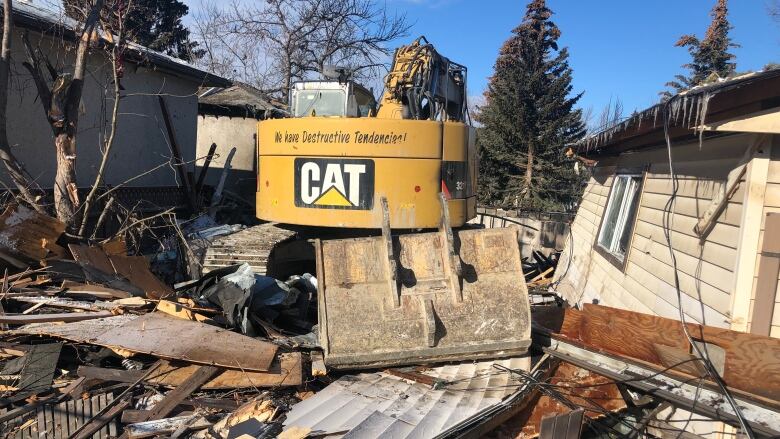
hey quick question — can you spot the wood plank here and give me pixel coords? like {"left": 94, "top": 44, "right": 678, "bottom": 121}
{"left": 731, "top": 138, "right": 772, "bottom": 332}
{"left": 109, "top": 255, "right": 174, "bottom": 300}
{"left": 69, "top": 244, "right": 116, "bottom": 275}
{"left": 77, "top": 352, "right": 303, "bottom": 389}
{"left": 0, "top": 377, "right": 85, "bottom": 423}
{"left": 695, "top": 137, "right": 765, "bottom": 238}
{"left": 12, "top": 313, "right": 278, "bottom": 372}
{"left": 751, "top": 213, "right": 780, "bottom": 336}
{"left": 141, "top": 365, "right": 220, "bottom": 422}
{"left": 533, "top": 304, "right": 780, "bottom": 405}
{"left": 0, "top": 311, "right": 114, "bottom": 324}
{"left": 61, "top": 280, "right": 131, "bottom": 299}
{"left": 0, "top": 205, "right": 65, "bottom": 261}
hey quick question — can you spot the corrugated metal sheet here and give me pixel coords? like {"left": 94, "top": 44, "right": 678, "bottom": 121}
{"left": 283, "top": 356, "right": 531, "bottom": 438}
{"left": 1, "top": 392, "right": 120, "bottom": 439}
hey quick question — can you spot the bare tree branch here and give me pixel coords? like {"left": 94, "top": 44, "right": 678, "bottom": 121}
{"left": 192, "top": 0, "right": 410, "bottom": 101}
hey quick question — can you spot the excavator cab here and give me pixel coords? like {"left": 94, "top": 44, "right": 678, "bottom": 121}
{"left": 290, "top": 81, "right": 376, "bottom": 118}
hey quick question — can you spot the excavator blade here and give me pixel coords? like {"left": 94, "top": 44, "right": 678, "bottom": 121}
{"left": 316, "top": 219, "right": 532, "bottom": 369}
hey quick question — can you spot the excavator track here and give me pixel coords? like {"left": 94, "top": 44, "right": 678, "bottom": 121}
{"left": 202, "top": 222, "right": 298, "bottom": 275}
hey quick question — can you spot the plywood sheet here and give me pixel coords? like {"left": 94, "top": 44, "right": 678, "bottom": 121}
{"left": 69, "top": 245, "right": 174, "bottom": 299}
{"left": 533, "top": 304, "right": 780, "bottom": 405}
{"left": 12, "top": 313, "right": 277, "bottom": 372}
{"left": 109, "top": 255, "right": 174, "bottom": 300}
{"left": 0, "top": 205, "right": 65, "bottom": 260}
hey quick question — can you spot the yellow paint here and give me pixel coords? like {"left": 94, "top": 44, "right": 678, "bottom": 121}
{"left": 315, "top": 187, "right": 353, "bottom": 207}
{"left": 256, "top": 77, "right": 476, "bottom": 229}
{"left": 258, "top": 152, "right": 475, "bottom": 228}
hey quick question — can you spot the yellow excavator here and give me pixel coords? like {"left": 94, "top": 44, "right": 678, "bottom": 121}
{"left": 207, "top": 37, "right": 531, "bottom": 368}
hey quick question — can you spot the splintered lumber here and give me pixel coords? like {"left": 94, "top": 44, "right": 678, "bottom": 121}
{"left": 0, "top": 377, "right": 85, "bottom": 423}
{"left": 0, "top": 204, "right": 66, "bottom": 261}
{"left": 110, "top": 255, "right": 174, "bottom": 300}
{"left": 123, "top": 365, "right": 220, "bottom": 436}
{"left": 533, "top": 304, "right": 780, "bottom": 405}
{"left": 61, "top": 280, "right": 132, "bottom": 299}
{"left": 0, "top": 311, "right": 114, "bottom": 324}
{"left": 12, "top": 313, "right": 278, "bottom": 372}
{"left": 12, "top": 296, "right": 120, "bottom": 312}
{"left": 155, "top": 300, "right": 210, "bottom": 322}
{"left": 69, "top": 245, "right": 174, "bottom": 299}
{"left": 77, "top": 353, "right": 303, "bottom": 389}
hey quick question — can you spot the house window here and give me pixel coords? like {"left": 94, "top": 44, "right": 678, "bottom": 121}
{"left": 597, "top": 174, "right": 643, "bottom": 262}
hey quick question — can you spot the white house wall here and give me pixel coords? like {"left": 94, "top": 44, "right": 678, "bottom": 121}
{"left": 554, "top": 133, "right": 761, "bottom": 329}
{"left": 195, "top": 115, "right": 258, "bottom": 199}
{"left": 3, "top": 29, "right": 199, "bottom": 191}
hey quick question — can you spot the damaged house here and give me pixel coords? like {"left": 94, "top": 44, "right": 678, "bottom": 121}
{"left": 2, "top": 2, "right": 229, "bottom": 210}
{"left": 196, "top": 83, "right": 284, "bottom": 200}
{"left": 556, "top": 67, "right": 780, "bottom": 337}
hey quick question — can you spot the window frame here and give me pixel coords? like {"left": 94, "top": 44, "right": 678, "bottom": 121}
{"left": 593, "top": 171, "right": 646, "bottom": 270}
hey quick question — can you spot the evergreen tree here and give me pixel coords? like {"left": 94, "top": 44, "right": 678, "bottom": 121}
{"left": 64, "top": 0, "right": 201, "bottom": 61}
{"left": 664, "top": 0, "right": 737, "bottom": 96}
{"left": 476, "top": 0, "right": 585, "bottom": 210}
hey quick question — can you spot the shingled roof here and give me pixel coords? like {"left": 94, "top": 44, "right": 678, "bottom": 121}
{"left": 6, "top": 0, "right": 230, "bottom": 87}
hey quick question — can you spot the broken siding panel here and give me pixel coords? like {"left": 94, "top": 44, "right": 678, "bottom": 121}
{"left": 633, "top": 220, "right": 737, "bottom": 269}
{"left": 640, "top": 193, "right": 743, "bottom": 226}
{"left": 636, "top": 206, "right": 740, "bottom": 249}
{"left": 642, "top": 176, "right": 739, "bottom": 202}
{"left": 631, "top": 233, "right": 734, "bottom": 297}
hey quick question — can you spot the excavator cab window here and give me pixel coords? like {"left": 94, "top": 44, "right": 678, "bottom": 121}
{"left": 291, "top": 81, "right": 376, "bottom": 118}
{"left": 293, "top": 89, "right": 347, "bottom": 117}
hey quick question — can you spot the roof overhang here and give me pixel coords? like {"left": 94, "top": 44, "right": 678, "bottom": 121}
{"left": 577, "top": 69, "right": 780, "bottom": 158}
{"left": 6, "top": 3, "right": 231, "bottom": 88}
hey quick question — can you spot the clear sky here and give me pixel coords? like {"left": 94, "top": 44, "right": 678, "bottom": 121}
{"left": 184, "top": 0, "right": 779, "bottom": 115}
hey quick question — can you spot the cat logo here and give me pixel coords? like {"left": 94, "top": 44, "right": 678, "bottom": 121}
{"left": 294, "top": 158, "right": 375, "bottom": 210}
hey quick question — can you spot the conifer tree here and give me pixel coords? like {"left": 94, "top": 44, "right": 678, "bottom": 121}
{"left": 64, "top": 0, "right": 201, "bottom": 61}
{"left": 664, "top": 0, "right": 737, "bottom": 96}
{"left": 476, "top": 0, "right": 585, "bottom": 210}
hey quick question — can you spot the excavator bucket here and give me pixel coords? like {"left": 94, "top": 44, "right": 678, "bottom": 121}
{"left": 316, "top": 195, "right": 532, "bottom": 369}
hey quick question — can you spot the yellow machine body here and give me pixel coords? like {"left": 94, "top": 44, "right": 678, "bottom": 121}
{"left": 245, "top": 37, "right": 531, "bottom": 368}
{"left": 256, "top": 117, "right": 477, "bottom": 229}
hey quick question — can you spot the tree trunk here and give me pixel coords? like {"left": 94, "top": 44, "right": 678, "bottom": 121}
{"left": 51, "top": 0, "right": 103, "bottom": 226}
{"left": 524, "top": 142, "right": 534, "bottom": 199}
{"left": 53, "top": 132, "right": 78, "bottom": 224}
{"left": 0, "top": 0, "right": 44, "bottom": 213}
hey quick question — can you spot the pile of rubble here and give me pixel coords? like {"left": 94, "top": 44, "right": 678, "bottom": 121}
{"left": 1, "top": 203, "right": 779, "bottom": 439}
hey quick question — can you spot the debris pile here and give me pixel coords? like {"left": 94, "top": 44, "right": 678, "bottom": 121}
{"left": 2, "top": 203, "right": 779, "bottom": 439}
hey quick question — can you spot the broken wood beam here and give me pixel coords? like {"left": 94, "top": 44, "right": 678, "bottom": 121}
{"left": 77, "top": 353, "right": 302, "bottom": 389}
{"left": 0, "top": 311, "right": 113, "bottom": 324}
{"left": 70, "top": 398, "right": 132, "bottom": 439}
{"left": 195, "top": 142, "right": 217, "bottom": 196}
{"left": 158, "top": 96, "right": 196, "bottom": 210}
{"left": 117, "top": 365, "right": 219, "bottom": 439}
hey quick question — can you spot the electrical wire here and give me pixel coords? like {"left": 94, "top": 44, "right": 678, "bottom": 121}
{"left": 661, "top": 96, "right": 755, "bottom": 439}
